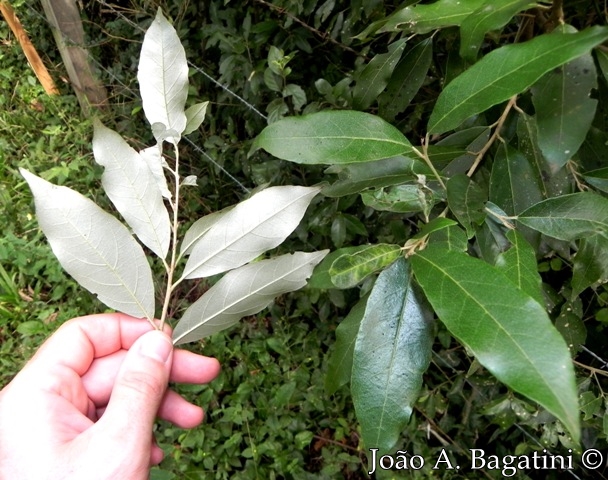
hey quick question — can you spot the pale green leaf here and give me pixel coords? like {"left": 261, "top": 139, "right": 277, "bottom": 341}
{"left": 460, "top": 0, "right": 538, "bottom": 62}
{"left": 495, "top": 230, "right": 544, "bottom": 305}
{"left": 92, "top": 121, "right": 171, "bottom": 259}
{"left": 572, "top": 234, "right": 608, "bottom": 297}
{"left": 138, "top": 8, "right": 189, "bottom": 142}
{"left": 325, "top": 295, "right": 368, "bottom": 395}
{"left": 446, "top": 174, "right": 486, "bottom": 238}
{"left": 353, "top": 38, "right": 407, "bottom": 111}
{"left": 532, "top": 47, "right": 598, "bottom": 170}
{"left": 173, "top": 250, "right": 328, "bottom": 344}
{"left": 183, "top": 101, "right": 209, "bottom": 135}
{"left": 411, "top": 246, "right": 580, "bottom": 442}
{"left": 182, "top": 186, "right": 320, "bottom": 279}
{"left": 251, "top": 111, "right": 413, "bottom": 165}
{"left": 329, "top": 244, "right": 401, "bottom": 289}
{"left": 379, "top": 38, "right": 433, "bottom": 121}
{"left": 518, "top": 192, "right": 608, "bottom": 241}
{"left": 20, "top": 169, "right": 155, "bottom": 320}
{"left": 352, "top": 257, "right": 433, "bottom": 453}
{"left": 379, "top": 0, "right": 486, "bottom": 35}
{"left": 429, "top": 26, "right": 608, "bottom": 134}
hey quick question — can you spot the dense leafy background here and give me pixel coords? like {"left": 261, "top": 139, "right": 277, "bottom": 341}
{"left": 2, "top": 0, "right": 608, "bottom": 478}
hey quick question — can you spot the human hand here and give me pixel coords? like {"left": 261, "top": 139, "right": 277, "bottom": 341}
{"left": 0, "top": 313, "right": 220, "bottom": 480}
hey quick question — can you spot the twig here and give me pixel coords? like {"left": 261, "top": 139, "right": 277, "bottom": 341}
{"left": 574, "top": 360, "right": 608, "bottom": 378}
{"left": 412, "top": 134, "right": 446, "bottom": 190}
{"left": 466, "top": 95, "right": 518, "bottom": 177}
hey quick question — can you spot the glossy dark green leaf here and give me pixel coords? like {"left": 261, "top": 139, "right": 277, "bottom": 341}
{"left": 583, "top": 167, "right": 608, "bottom": 193}
{"left": 361, "top": 184, "right": 435, "bottom": 214}
{"left": 379, "top": 38, "right": 433, "bottom": 121}
{"left": 329, "top": 244, "right": 401, "bottom": 289}
{"left": 555, "top": 308, "right": 586, "bottom": 354}
{"left": 352, "top": 258, "right": 433, "bottom": 453}
{"left": 322, "top": 156, "right": 430, "bottom": 197}
{"left": 518, "top": 192, "right": 608, "bottom": 241}
{"left": 412, "top": 218, "right": 458, "bottom": 239}
{"left": 325, "top": 296, "right": 369, "bottom": 395}
{"left": 572, "top": 234, "right": 608, "bottom": 297}
{"left": 532, "top": 48, "right": 598, "bottom": 170}
{"left": 353, "top": 38, "right": 407, "bottom": 110}
{"left": 517, "top": 112, "right": 573, "bottom": 199}
{"left": 427, "top": 225, "right": 469, "bottom": 252}
{"left": 460, "top": 0, "right": 537, "bottom": 62}
{"left": 495, "top": 230, "right": 544, "bottom": 305}
{"left": 379, "top": 0, "right": 486, "bottom": 35}
{"left": 251, "top": 111, "right": 413, "bottom": 165}
{"left": 429, "top": 26, "right": 608, "bottom": 134}
{"left": 489, "top": 144, "right": 543, "bottom": 215}
{"left": 446, "top": 174, "right": 486, "bottom": 238}
{"left": 411, "top": 246, "right": 580, "bottom": 442}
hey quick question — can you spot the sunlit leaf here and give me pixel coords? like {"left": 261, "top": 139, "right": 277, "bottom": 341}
{"left": 352, "top": 257, "right": 433, "bottom": 454}
{"left": 173, "top": 251, "right": 328, "bottom": 344}
{"left": 92, "top": 121, "right": 171, "bottom": 259}
{"left": 429, "top": 26, "right": 608, "bottom": 134}
{"left": 532, "top": 44, "right": 598, "bottom": 170}
{"left": 325, "top": 295, "right": 368, "bottom": 395}
{"left": 353, "top": 38, "right": 407, "bottom": 110}
{"left": 518, "top": 192, "right": 608, "bottom": 241}
{"left": 183, "top": 186, "right": 320, "bottom": 279}
{"left": 411, "top": 246, "right": 580, "bottom": 443}
{"left": 460, "top": 0, "right": 537, "bottom": 62}
{"left": 20, "top": 169, "right": 155, "bottom": 320}
{"left": 329, "top": 244, "right": 401, "bottom": 289}
{"left": 138, "top": 8, "right": 189, "bottom": 142}
{"left": 251, "top": 111, "right": 413, "bottom": 164}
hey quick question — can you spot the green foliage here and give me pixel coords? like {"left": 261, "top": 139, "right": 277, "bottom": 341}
{"left": 4, "top": 0, "right": 608, "bottom": 477}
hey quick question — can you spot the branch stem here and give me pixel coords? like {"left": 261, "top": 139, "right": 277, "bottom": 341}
{"left": 466, "top": 95, "right": 518, "bottom": 177}
{"left": 159, "top": 143, "right": 181, "bottom": 330}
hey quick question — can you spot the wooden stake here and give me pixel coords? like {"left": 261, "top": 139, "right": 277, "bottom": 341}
{"left": 0, "top": 0, "right": 60, "bottom": 95}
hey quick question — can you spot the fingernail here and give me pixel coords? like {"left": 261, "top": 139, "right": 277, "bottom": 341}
{"left": 139, "top": 331, "right": 173, "bottom": 363}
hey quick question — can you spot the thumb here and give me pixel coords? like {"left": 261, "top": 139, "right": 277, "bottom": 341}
{"left": 99, "top": 330, "right": 173, "bottom": 444}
